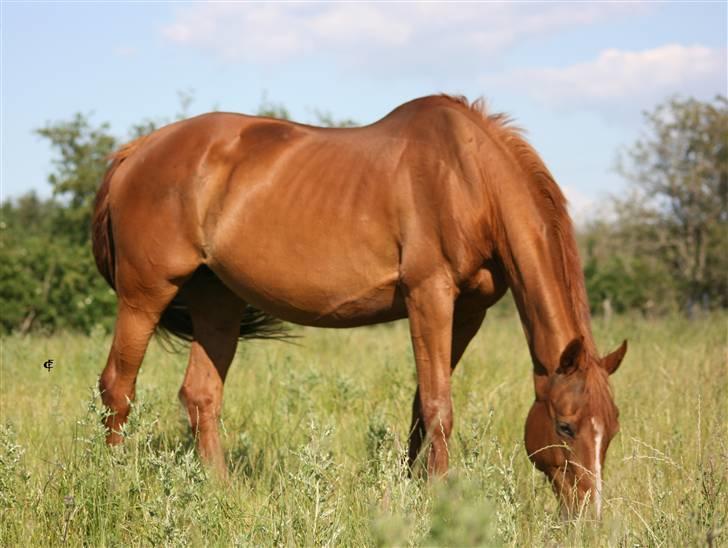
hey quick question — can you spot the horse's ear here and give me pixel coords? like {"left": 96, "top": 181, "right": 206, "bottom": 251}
{"left": 557, "top": 337, "right": 583, "bottom": 375}
{"left": 602, "top": 340, "right": 628, "bottom": 375}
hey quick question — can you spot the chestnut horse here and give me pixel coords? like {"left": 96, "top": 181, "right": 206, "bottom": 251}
{"left": 92, "top": 95, "right": 627, "bottom": 515}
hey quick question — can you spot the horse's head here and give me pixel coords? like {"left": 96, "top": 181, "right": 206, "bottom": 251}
{"left": 525, "top": 337, "right": 627, "bottom": 518}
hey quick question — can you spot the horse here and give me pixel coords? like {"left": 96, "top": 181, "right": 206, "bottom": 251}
{"left": 91, "top": 94, "right": 627, "bottom": 516}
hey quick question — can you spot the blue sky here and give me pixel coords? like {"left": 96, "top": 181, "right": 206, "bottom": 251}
{"left": 2, "top": 1, "right": 726, "bottom": 219}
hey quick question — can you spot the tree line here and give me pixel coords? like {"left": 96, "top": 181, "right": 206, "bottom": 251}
{"left": 581, "top": 96, "right": 727, "bottom": 316}
{"left": 1, "top": 95, "right": 725, "bottom": 334}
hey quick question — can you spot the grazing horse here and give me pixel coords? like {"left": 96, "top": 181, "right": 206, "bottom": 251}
{"left": 92, "top": 95, "right": 627, "bottom": 515}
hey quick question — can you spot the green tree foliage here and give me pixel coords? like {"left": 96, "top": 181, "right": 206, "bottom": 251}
{"left": 255, "top": 93, "right": 292, "bottom": 120}
{"left": 1, "top": 109, "right": 170, "bottom": 335}
{"left": 255, "top": 92, "right": 358, "bottom": 128}
{"left": 35, "top": 114, "right": 117, "bottom": 243}
{"left": 312, "top": 109, "right": 358, "bottom": 128}
{"left": 582, "top": 95, "right": 727, "bottom": 314}
{"left": 0, "top": 188, "right": 116, "bottom": 333}
{"left": 623, "top": 96, "right": 727, "bottom": 310}
{"left": 581, "top": 220, "right": 678, "bottom": 316}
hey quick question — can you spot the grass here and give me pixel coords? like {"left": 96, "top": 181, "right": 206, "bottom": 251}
{"left": 1, "top": 307, "right": 726, "bottom": 546}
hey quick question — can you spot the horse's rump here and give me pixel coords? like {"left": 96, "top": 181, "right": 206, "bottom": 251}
{"left": 91, "top": 132, "right": 287, "bottom": 343}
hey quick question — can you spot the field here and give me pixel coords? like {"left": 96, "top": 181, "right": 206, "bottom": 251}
{"left": 1, "top": 308, "right": 726, "bottom": 546}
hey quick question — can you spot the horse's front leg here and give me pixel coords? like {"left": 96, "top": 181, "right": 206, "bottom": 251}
{"left": 404, "top": 276, "right": 456, "bottom": 477}
{"left": 408, "top": 301, "right": 487, "bottom": 469}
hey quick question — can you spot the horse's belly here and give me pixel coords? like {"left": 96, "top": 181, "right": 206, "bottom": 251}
{"left": 208, "top": 246, "right": 406, "bottom": 327}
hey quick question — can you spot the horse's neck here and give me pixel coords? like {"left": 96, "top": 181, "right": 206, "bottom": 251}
{"left": 493, "top": 185, "right": 594, "bottom": 375}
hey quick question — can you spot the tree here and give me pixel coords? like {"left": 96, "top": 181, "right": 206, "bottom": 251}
{"left": 312, "top": 109, "right": 358, "bottom": 128}
{"left": 1, "top": 114, "right": 120, "bottom": 334}
{"left": 35, "top": 114, "right": 117, "bottom": 244}
{"left": 0, "top": 193, "right": 118, "bottom": 334}
{"left": 580, "top": 220, "right": 679, "bottom": 316}
{"left": 256, "top": 92, "right": 292, "bottom": 120}
{"left": 255, "top": 91, "right": 358, "bottom": 127}
{"left": 614, "top": 96, "right": 728, "bottom": 311}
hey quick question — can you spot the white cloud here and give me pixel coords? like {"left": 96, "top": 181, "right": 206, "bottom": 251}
{"left": 160, "top": 3, "right": 642, "bottom": 71}
{"left": 562, "top": 185, "right": 597, "bottom": 226}
{"left": 487, "top": 44, "right": 726, "bottom": 111}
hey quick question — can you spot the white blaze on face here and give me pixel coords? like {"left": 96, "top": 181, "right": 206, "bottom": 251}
{"left": 591, "top": 417, "right": 604, "bottom": 517}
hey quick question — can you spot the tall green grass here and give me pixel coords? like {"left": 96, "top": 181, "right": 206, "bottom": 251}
{"left": 1, "top": 311, "right": 726, "bottom": 546}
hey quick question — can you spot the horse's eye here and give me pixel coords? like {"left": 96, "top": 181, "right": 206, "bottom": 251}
{"left": 557, "top": 421, "right": 575, "bottom": 439}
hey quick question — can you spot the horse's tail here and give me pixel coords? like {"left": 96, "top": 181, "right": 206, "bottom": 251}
{"left": 92, "top": 136, "right": 148, "bottom": 290}
{"left": 157, "top": 267, "right": 291, "bottom": 345}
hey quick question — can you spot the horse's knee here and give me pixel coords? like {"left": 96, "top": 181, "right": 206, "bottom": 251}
{"left": 99, "top": 368, "right": 114, "bottom": 402}
{"left": 99, "top": 366, "right": 132, "bottom": 444}
{"left": 99, "top": 365, "right": 131, "bottom": 412}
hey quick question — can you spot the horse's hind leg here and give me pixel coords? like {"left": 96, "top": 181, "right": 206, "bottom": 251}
{"left": 178, "top": 275, "right": 246, "bottom": 476}
{"left": 100, "top": 285, "right": 179, "bottom": 444}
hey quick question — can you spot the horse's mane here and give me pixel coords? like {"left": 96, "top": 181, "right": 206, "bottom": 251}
{"left": 438, "top": 94, "right": 596, "bottom": 358}
{"left": 443, "top": 95, "right": 619, "bottom": 421}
